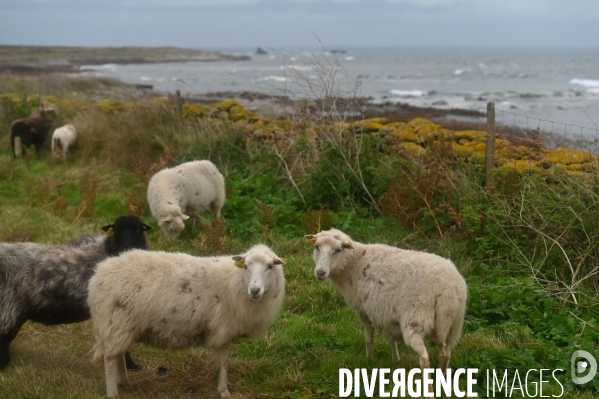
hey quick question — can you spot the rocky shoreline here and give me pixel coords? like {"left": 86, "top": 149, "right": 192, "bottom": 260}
{"left": 0, "top": 45, "right": 249, "bottom": 74}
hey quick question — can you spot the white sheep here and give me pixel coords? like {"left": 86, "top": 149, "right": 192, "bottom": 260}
{"left": 51, "top": 124, "right": 77, "bottom": 161}
{"left": 147, "top": 160, "right": 225, "bottom": 238}
{"left": 305, "top": 229, "right": 467, "bottom": 389}
{"left": 87, "top": 244, "right": 286, "bottom": 398}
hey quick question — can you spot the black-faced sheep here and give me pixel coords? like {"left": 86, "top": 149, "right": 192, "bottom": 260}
{"left": 87, "top": 244, "right": 286, "bottom": 398}
{"left": 147, "top": 160, "right": 225, "bottom": 238}
{"left": 51, "top": 124, "right": 77, "bottom": 161}
{"left": 0, "top": 215, "right": 152, "bottom": 371}
{"left": 305, "top": 229, "right": 467, "bottom": 392}
{"left": 10, "top": 109, "right": 55, "bottom": 157}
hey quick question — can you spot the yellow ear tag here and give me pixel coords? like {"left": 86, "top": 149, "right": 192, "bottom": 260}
{"left": 234, "top": 259, "right": 245, "bottom": 268}
{"left": 280, "top": 257, "right": 287, "bottom": 263}
{"left": 305, "top": 237, "right": 316, "bottom": 246}
{"left": 104, "top": 227, "right": 114, "bottom": 236}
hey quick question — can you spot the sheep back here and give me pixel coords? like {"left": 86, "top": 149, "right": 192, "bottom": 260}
{"left": 0, "top": 238, "right": 108, "bottom": 328}
{"left": 345, "top": 243, "right": 466, "bottom": 342}
{"left": 147, "top": 160, "right": 225, "bottom": 219}
{"left": 51, "top": 124, "right": 77, "bottom": 160}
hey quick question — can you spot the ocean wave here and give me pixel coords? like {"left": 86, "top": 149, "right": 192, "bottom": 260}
{"left": 140, "top": 76, "right": 166, "bottom": 82}
{"left": 570, "top": 78, "right": 599, "bottom": 88}
{"left": 454, "top": 68, "right": 471, "bottom": 76}
{"left": 79, "top": 64, "right": 117, "bottom": 71}
{"left": 280, "top": 65, "right": 312, "bottom": 71}
{"left": 257, "top": 75, "right": 289, "bottom": 82}
{"left": 498, "top": 101, "right": 520, "bottom": 110}
{"left": 390, "top": 89, "right": 426, "bottom": 97}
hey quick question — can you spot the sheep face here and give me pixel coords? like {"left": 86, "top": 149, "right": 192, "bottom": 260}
{"left": 159, "top": 213, "right": 189, "bottom": 238}
{"left": 232, "top": 248, "right": 285, "bottom": 300}
{"left": 305, "top": 230, "right": 354, "bottom": 280}
{"left": 102, "top": 215, "right": 152, "bottom": 256}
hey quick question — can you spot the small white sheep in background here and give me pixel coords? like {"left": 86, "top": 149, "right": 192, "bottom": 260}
{"left": 51, "top": 124, "right": 77, "bottom": 161}
{"left": 147, "top": 160, "right": 225, "bottom": 238}
{"left": 305, "top": 229, "right": 467, "bottom": 392}
{"left": 87, "top": 244, "right": 286, "bottom": 398}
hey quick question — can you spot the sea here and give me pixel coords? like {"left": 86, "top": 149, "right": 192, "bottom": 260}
{"left": 79, "top": 47, "right": 599, "bottom": 140}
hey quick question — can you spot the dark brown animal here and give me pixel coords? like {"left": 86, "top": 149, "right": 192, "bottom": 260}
{"left": 10, "top": 109, "right": 55, "bottom": 157}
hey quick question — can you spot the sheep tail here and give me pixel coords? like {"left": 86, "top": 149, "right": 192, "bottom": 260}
{"left": 435, "top": 290, "right": 466, "bottom": 351}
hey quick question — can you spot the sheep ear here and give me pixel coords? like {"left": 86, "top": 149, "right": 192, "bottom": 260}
{"left": 182, "top": 214, "right": 190, "bottom": 220}
{"left": 232, "top": 255, "right": 245, "bottom": 268}
{"left": 304, "top": 235, "right": 316, "bottom": 246}
{"left": 141, "top": 223, "right": 152, "bottom": 231}
{"left": 101, "top": 224, "right": 114, "bottom": 235}
{"left": 161, "top": 216, "right": 171, "bottom": 222}
{"left": 342, "top": 241, "right": 354, "bottom": 249}
{"left": 274, "top": 257, "right": 286, "bottom": 265}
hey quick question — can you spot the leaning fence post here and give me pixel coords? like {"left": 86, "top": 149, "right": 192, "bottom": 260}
{"left": 485, "top": 101, "right": 496, "bottom": 187}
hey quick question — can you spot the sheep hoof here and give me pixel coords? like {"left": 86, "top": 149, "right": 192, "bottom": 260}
{"left": 219, "top": 390, "right": 231, "bottom": 399}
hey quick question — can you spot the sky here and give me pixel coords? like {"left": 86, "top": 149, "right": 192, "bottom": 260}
{"left": 1, "top": 0, "right": 598, "bottom": 49}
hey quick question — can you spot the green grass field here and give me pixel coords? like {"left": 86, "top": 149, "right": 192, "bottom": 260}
{"left": 1, "top": 73, "right": 598, "bottom": 398}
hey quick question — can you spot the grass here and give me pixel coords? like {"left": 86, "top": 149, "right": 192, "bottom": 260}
{"left": 1, "top": 72, "right": 599, "bottom": 398}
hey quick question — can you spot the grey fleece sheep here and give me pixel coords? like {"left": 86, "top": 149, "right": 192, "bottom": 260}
{"left": 305, "top": 229, "right": 467, "bottom": 388}
{"left": 0, "top": 215, "right": 151, "bottom": 371}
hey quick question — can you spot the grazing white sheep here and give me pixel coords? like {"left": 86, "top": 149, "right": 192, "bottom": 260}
{"left": 305, "top": 229, "right": 467, "bottom": 389}
{"left": 88, "top": 244, "right": 286, "bottom": 398}
{"left": 51, "top": 124, "right": 77, "bottom": 161}
{"left": 147, "top": 160, "right": 225, "bottom": 238}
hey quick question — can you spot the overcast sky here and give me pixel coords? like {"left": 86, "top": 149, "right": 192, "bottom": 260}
{"left": 1, "top": 0, "right": 598, "bottom": 49}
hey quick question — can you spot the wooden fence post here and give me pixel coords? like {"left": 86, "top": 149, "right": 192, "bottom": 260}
{"left": 485, "top": 101, "right": 496, "bottom": 187}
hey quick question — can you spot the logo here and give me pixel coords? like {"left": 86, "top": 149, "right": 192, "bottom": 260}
{"left": 571, "top": 350, "right": 597, "bottom": 385}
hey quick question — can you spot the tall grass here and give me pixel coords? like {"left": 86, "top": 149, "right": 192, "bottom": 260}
{"left": 1, "top": 71, "right": 599, "bottom": 397}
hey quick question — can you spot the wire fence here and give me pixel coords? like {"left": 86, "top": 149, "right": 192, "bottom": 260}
{"left": 444, "top": 106, "right": 599, "bottom": 153}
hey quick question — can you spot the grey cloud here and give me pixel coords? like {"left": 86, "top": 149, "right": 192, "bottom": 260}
{"left": 0, "top": 0, "right": 597, "bottom": 47}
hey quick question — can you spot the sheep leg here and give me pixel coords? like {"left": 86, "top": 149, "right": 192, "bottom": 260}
{"left": 124, "top": 351, "right": 140, "bottom": 371}
{"left": 439, "top": 343, "right": 450, "bottom": 377}
{"left": 215, "top": 345, "right": 231, "bottom": 398}
{"left": 104, "top": 355, "right": 121, "bottom": 398}
{"left": 405, "top": 332, "right": 434, "bottom": 397}
{"left": 116, "top": 353, "right": 131, "bottom": 390}
{"left": 0, "top": 334, "right": 15, "bottom": 370}
{"left": 0, "top": 320, "right": 26, "bottom": 370}
{"left": 362, "top": 323, "right": 375, "bottom": 358}
{"left": 210, "top": 202, "right": 221, "bottom": 219}
{"left": 390, "top": 340, "right": 400, "bottom": 363}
